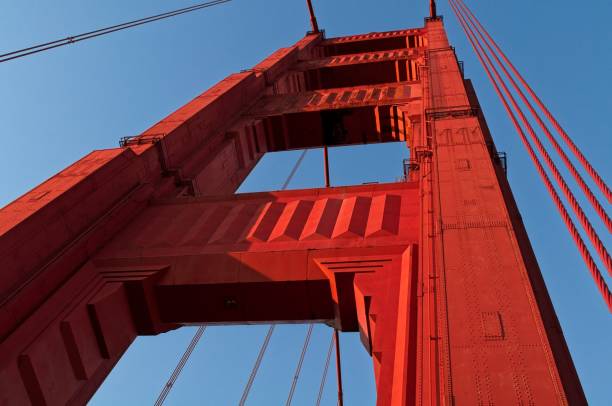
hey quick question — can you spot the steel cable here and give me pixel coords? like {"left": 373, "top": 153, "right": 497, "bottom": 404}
{"left": 454, "top": 0, "right": 612, "bottom": 272}
{"left": 455, "top": 0, "right": 611, "bottom": 233}
{"left": 282, "top": 150, "right": 308, "bottom": 190}
{"left": 285, "top": 324, "right": 315, "bottom": 406}
{"left": 315, "top": 332, "right": 335, "bottom": 406}
{"left": 154, "top": 326, "right": 207, "bottom": 406}
{"left": 0, "top": 0, "right": 231, "bottom": 64}
{"left": 448, "top": 0, "right": 612, "bottom": 311}
{"left": 239, "top": 325, "right": 276, "bottom": 406}
{"left": 454, "top": 0, "right": 612, "bottom": 204}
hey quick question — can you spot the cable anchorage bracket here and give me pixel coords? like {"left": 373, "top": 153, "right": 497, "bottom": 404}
{"left": 119, "top": 134, "right": 164, "bottom": 147}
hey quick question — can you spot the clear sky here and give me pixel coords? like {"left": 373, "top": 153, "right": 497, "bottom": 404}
{"left": 1, "top": 0, "right": 610, "bottom": 405}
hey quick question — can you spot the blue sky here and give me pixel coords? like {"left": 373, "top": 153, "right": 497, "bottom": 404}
{"left": 1, "top": 0, "right": 610, "bottom": 404}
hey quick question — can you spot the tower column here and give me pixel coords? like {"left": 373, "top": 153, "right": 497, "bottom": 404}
{"left": 414, "top": 19, "right": 586, "bottom": 404}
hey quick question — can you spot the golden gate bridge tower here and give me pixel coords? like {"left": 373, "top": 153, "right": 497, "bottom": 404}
{"left": 3, "top": 0, "right": 610, "bottom": 404}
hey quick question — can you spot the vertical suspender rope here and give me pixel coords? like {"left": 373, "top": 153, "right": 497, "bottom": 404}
{"left": 285, "top": 324, "right": 315, "bottom": 406}
{"left": 154, "top": 326, "right": 207, "bottom": 406}
{"left": 316, "top": 334, "right": 335, "bottom": 406}
{"left": 239, "top": 149, "right": 309, "bottom": 405}
{"left": 456, "top": 0, "right": 612, "bottom": 205}
{"left": 334, "top": 329, "right": 344, "bottom": 406}
{"left": 323, "top": 146, "right": 331, "bottom": 187}
{"left": 448, "top": 0, "right": 612, "bottom": 311}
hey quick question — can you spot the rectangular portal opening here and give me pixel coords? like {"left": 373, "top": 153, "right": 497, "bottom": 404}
{"left": 237, "top": 141, "right": 410, "bottom": 193}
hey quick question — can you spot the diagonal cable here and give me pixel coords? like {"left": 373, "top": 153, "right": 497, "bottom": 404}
{"left": 1, "top": 0, "right": 231, "bottom": 64}
{"left": 454, "top": 0, "right": 612, "bottom": 271}
{"left": 239, "top": 325, "right": 276, "bottom": 406}
{"left": 285, "top": 324, "right": 315, "bottom": 406}
{"left": 282, "top": 149, "right": 308, "bottom": 190}
{"left": 448, "top": 0, "right": 611, "bottom": 311}
{"left": 315, "top": 332, "right": 335, "bottom": 406}
{"left": 154, "top": 326, "right": 207, "bottom": 406}
{"left": 454, "top": 0, "right": 611, "bottom": 204}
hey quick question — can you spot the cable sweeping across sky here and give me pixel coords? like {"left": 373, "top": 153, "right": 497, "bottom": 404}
{"left": 285, "top": 324, "right": 314, "bottom": 406}
{"left": 452, "top": 0, "right": 611, "bottom": 276}
{"left": 315, "top": 334, "right": 335, "bottom": 406}
{"left": 455, "top": 1, "right": 612, "bottom": 275}
{"left": 154, "top": 326, "right": 207, "bottom": 406}
{"left": 454, "top": 1, "right": 612, "bottom": 231}
{"left": 455, "top": 1, "right": 612, "bottom": 206}
{"left": 0, "top": 0, "right": 232, "bottom": 64}
{"left": 448, "top": 0, "right": 611, "bottom": 311}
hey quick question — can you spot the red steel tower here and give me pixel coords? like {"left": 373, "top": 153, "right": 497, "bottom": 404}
{"left": 0, "top": 10, "right": 586, "bottom": 406}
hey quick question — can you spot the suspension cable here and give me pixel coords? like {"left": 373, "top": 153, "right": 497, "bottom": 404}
{"left": 454, "top": 0, "right": 611, "bottom": 235}
{"left": 0, "top": 0, "right": 232, "bottom": 64}
{"left": 316, "top": 333, "right": 335, "bottom": 406}
{"left": 154, "top": 326, "right": 207, "bottom": 406}
{"left": 285, "top": 324, "right": 315, "bottom": 406}
{"left": 453, "top": 1, "right": 611, "bottom": 275}
{"left": 448, "top": 0, "right": 612, "bottom": 311}
{"left": 239, "top": 325, "right": 276, "bottom": 405}
{"left": 454, "top": 0, "right": 611, "bottom": 204}
{"left": 450, "top": 0, "right": 611, "bottom": 276}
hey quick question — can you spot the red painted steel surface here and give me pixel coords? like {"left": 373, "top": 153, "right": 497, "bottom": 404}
{"left": 0, "top": 19, "right": 585, "bottom": 405}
